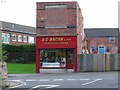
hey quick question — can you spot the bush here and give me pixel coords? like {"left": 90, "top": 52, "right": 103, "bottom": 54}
{"left": 3, "top": 44, "right": 36, "bottom": 64}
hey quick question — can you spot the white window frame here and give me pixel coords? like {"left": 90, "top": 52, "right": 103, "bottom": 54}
{"left": 109, "top": 37, "right": 115, "bottom": 42}
{"left": 18, "top": 35, "right": 22, "bottom": 42}
{"left": 12, "top": 34, "right": 16, "bottom": 41}
{"left": 23, "top": 36, "right": 27, "bottom": 42}
{"left": 28, "top": 36, "right": 35, "bottom": 43}
{"left": 2, "top": 33, "right": 10, "bottom": 44}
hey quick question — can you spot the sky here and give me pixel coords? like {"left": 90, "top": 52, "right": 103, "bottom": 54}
{"left": 0, "top": 0, "right": 119, "bottom": 28}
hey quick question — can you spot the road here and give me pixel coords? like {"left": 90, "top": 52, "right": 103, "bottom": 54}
{"left": 7, "top": 71, "right": 119, "bottom": 90}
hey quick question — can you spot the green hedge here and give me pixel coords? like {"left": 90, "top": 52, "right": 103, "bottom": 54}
{"left": 2, "top": 44, "right": 36, "bottom": 64}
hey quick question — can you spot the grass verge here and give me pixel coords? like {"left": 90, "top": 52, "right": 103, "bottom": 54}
{"left": 7, "top": 63, "right": 36, "bottom": 74}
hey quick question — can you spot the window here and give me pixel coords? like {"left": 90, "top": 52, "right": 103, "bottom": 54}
{"left": 2, "top": 33, "right": 10, "bottom": 44}
{"left": 23, "top": 36, "right": 27, "bottom": 42}
{"left": 18, "top": 35, "right": 22, "bottom": 42}
{"left": 28, "top": 36, "right": 34, "bottom": 43}
{"left": 106, "top": 46, "right": 110, "bottom": 52}
{"left": 91, "top": 46, "right": 96, "bottom": 54}
{"left": 109, "top": 37, "right": 115, "bottom": 42}
{"left": 12, "top": 34, "right": 16, "bottom": 41}
{"left": 98, "top": 46, "right": 105, "bottom": 54}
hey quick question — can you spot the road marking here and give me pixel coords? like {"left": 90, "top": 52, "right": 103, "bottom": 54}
{"left": 29, "top": 85, "right": 59, "bottom": 90}
{"left": 54, "top": 79, "right": 64, "bottom": 81}
{"left": 79, "top": 79, "right": 90, "bottom": 81}
{"left": 67, "top": 79, "right": 77, "bottom": 81}
{"left": 8, "top": 80, "right": 26, "bottom": 89}
{"left": 81, "top": 78, "right": 103, "bottom": 86}
{"left": 26, "top": 80, "right": 35, "bottom": 82}
{"left": 39, "top": 79, "right": 50, "bottom": 81}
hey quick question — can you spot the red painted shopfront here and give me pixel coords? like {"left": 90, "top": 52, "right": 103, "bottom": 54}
{"left": 36, "top": 36, "right": 77, "bottom": 73}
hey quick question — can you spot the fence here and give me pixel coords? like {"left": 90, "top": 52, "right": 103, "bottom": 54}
{"left": 77, "top": 53, "right": 120, "bottom": 72}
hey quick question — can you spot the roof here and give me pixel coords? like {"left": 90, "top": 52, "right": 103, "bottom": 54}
{"left": 0, "top": 21, "right": 36, "bottom": 35}
{"left": 84, "top": 28, "right": 119, "bottom": 37}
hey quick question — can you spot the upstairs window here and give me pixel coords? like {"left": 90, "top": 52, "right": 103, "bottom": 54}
{"left": 23, "top": 36, "right": 27, "bottom": 42}
{"left": 109, "top": 37, "right": 115, "bottom": 42}
{"left": 2, "top": 33, "right": 10, "bottom": 44}
{"left": 12, "top": 34, "right": 16, "bottom": 41}
{"left": 28, "top": 36, "right": 34, "bottom": 43}
{"left": 18, "top": 35, "right": 22, "bottom": 42}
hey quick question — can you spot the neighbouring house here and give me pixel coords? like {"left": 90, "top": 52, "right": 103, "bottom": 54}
{"left": 36, "top": 1, "right": 86, "bottom": 73}
{"left": 84, "top": 28, "right": 119, "bottom": 54}
{"left": 0, "top": 21, "right": 36, "bottom": 45}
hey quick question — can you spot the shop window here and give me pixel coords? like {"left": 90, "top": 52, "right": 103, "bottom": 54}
{"left": 18, "top": 35, "right": 22, "bottom": 42}
{"left": 23, "top": 36, "right": 27, "bottom": 42}
{"left": 109, "top": 37, "right": 115, "bottom": 42}
{"left": 2, "top": 33, "right": 10, "bottom": 44}
{"left": 40, "top": 49, "right": 66, "bottom": 67}
{"left": 12, "top": 34, "right": 16, "bottom": 41}
{"left": 28, "top": 36, "right": 34, "bottom": 43}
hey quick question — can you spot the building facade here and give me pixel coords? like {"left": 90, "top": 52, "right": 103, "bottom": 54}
{"left": 85, "top": 28, "right": 119, "bottom": 54}
{"left": 36, "top": 2, "right": 85, "bottom": 73}
{"left": 0, "top": 21, "right": 36, "bottom": 45}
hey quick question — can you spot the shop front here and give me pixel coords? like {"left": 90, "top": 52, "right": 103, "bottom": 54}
{"left": 36, "top": 36, "right": 77, "bottom": 73}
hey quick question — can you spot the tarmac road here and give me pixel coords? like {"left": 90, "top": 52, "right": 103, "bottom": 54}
{"left": 6, "top": 71, "right": 119, "bottom": 90}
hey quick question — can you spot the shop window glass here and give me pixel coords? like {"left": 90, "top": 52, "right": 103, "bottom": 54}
{"left": 40, "top": 49, "right": 66, "bottom": 67}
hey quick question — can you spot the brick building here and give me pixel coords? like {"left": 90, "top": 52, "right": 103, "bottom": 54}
{"left": 0, "top": 21, "right": 36, "bottom": 45}
{"left": 85, "top": 28, "right": 119, "bottom": 54}
{"left": 36, "top": 2, "right": 85, "bottom": 73}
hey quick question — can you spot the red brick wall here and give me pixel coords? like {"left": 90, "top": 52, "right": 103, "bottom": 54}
{"left": 36, "top": 2, "right": 84, "bottom": 54}
{"left": 88, "top": 37, "right": 118, "bottom": 54}
{"left": 36, "top": 2, "right": 78, "bottom": 36}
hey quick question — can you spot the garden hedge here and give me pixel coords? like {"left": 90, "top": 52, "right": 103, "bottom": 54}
{"left": 2, "top": 44, "right": 36, "bottom": 64}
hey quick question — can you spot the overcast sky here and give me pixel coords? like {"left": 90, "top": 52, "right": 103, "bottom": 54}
{"left": 0, "top": 0, "right": 119, "bottom": 28}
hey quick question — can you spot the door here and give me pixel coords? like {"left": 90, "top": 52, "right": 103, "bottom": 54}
{"left": 66, "top": 49, "right": 74, "bottom": 69}
{"left": 98, "top": 46, "right": 105, "bottom": 54}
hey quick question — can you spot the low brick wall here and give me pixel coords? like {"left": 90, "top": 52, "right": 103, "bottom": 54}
{"left": 0, "top": 61, "right": 8, "bottom": 88}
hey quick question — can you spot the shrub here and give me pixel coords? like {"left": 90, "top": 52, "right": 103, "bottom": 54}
{"left": 3, "top": 44, "right": 36, "bottom": 64}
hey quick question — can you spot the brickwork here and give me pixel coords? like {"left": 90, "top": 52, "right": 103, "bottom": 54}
{"left": 36, "top": 1, "right": 84, "bottom": 54}
{"left": 88, "top": 37, "right": 119, "bottom": 54}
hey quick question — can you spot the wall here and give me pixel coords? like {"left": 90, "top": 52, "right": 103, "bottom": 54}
{"left": 2, "top": 31, "right": 36, "bottom": 45}
{"left": 88, "top": 37, "right": 118, "bottom": 54}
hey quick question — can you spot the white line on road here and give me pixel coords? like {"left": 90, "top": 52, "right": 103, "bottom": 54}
{"left": 8, "top": 81, "right": 26, "bottom": 89}
{"left": 39, "top": 79, "right": 50, "bottom": 81}
{"left": 79, "top": 79, "right": 90, "bottom": 81}
{"left": 25, "top": 80, "right": 35, "bottom": 82}
{"left": 67, "top": 79, "right": 77, "bottom": 81}
{"left": 29, "top": 85, "right": 59, "bottom": 90}
{"left": 53, "top": 79, "right": 64, "bottom": 81}
{"left": 81, "top": 78, "right": 103, "bottom": 86}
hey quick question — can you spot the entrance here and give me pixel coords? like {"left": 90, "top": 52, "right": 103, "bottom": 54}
{"left": 40, "top": 49, "right": 74, "bottom": 69}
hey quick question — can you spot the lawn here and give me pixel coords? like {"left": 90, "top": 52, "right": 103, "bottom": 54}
{"left": 7, "top": 63, "right": 36, "bottom": 74}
